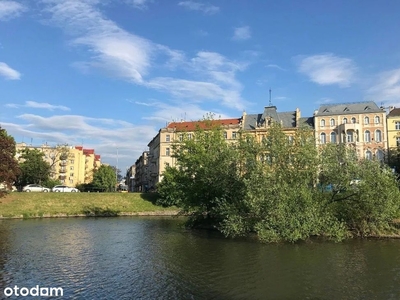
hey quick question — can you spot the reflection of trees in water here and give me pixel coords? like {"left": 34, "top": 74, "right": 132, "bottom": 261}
{"left": 0, "top": 221, "right": 11, "bottom": 291}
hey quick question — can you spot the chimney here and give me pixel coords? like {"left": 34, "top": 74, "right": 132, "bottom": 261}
{"left": 389, "top": 106, "right": 395, "bottom": 112}
{"left": 295, "top": 108, "right": 301, "bottom": 127}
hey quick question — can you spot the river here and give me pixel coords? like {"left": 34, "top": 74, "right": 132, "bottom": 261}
{"left": 0, "top": 217, "right": 399, "bottom": 299}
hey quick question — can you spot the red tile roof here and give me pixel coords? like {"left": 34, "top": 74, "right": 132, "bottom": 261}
{"left": 83, "top": 149, "right": 94, "bottom": 155}
{"left": 95, "top": 155, "right": 101, "bottom": 161}
{"left": 75, "top": 146, "right": 83, "bottom": 150}
{"left": 167, "top": 118, "right": 241, "bottom": 131}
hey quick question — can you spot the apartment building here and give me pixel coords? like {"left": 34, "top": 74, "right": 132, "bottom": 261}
{"left": 134, "top": 151, "right": 150, "bottom": 192}
{"left": 15, "top": 143, "right": 101, "bottom": 186}
{"left": 313, "top": 101, "right": 387, "bottom": 160}
{"left": 144, "top": 118, "right": 241, "bottom": 189}
{"left": 387, "top": 107, "right": 400, "bottom": 150}
{"left": 241, "top": 106, "right": 313, "bottom": 141}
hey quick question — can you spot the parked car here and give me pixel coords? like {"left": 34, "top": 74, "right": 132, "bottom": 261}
{"left": 22, "top": 184, "right": 50, "bottom": 192}
{"left": 52, "top": 185, "right": 79, "bottom": 192}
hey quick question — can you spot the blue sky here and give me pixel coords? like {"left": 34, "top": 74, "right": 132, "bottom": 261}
{"left": 1, "top": 0, "right": 400, "bottom": 170}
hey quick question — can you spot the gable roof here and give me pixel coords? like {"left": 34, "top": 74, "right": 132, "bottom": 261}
{"left": 388, "top": 108, "right": 400, "bottom": 117}
{"left": 316, "top": 101, "right": 382, "bottom": 116}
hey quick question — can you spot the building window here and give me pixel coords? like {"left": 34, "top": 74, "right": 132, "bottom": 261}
{"left": 374, "top": 116, "right": 380, "bottom": 124}
{"left": 365, "top": 150, "right": 372, "bottom": 160}
{"left": 351, "top": 117, "right": 356, "bottom": 124}
{"left": 343, "top": 118, "right": 348, "bottom": 124}
{"left": 165, "top": 162, "right": 170, "bottom": 167}
{"left": 330, "top": 119, "right": 335, "bottom": 126}
{"left": 166, "top": 148, "right": 170, "bottom": 156}
{"left": 179, "top": 134, "right": 183, "bottom": 142}
{"left": 347, "top": 131, "right": 353, "bottom": 142}
{"left": 396, "top": 137, "right": 400, "bottom": 147}
{"left": 376, "top": 149, "right": 384, "bottom": 161}
{"left": 396, "top": 122, "right": 400, "bottom": 130}
{"left": 330, "top": 132, "right": 337, "bottom": 143}
{"left": 70, "top": 173, "right": 74, "bottom": 177}
{"left": 166, "top": 134, "right": 170, "bottom": 142}
{"left": 223, "top": 131, "right": 227, "bottom": 139}
{"left": 364, "top": 116, "right": 369, "bottom": 124}
{"left": 187, "top": 133, "right": 192, "bottom": 140}
{"left": 320, "top": 133, "right": 326, "bottom": 144}
{"left": 375, "top": 130, "right": 382, "bottom": 142}
{"left": 364, "top": 130, "right": 371, "bottom": 142}
{"left": 232, "top": 132, "right": 237, "bottom": 139}
{"left": 320, "top": 119, "right": 325, "bottom": 127}
{"left": 70, "top": 166, "right": 74, "bottom": 170}
{"left": 69, "top": 179, "right": 73, "bottom": 184}
{"left": 288, "top": 136, "right": 294, "bottom": 144}
{"left": 70, "top": 159, "right": 74, "bottom": 164}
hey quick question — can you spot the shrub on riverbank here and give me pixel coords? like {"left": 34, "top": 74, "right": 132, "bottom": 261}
{"left": 157, "top": 121, "right": 400, "bottom": 242}
{"left": 0, "top": 192, "right": 177, "bottom": 218}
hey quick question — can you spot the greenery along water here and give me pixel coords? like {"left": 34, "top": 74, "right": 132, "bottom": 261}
{"left": 157, "top": 122, "right": 400, "bottom": 242}
{"left": 1, "top": 217, "right": 400, "bottom": 299}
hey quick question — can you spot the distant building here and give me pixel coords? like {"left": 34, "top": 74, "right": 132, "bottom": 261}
{"left": 313, "top": 101, "right": 387, "bottom": 160}
{"left": 15, "top": 143, "right": 101, "bottom": 186}
{"left": 145, "top": 118, "right": 241, "bottom": 189}
{"left": 134, "top": 151, "right": 149, "bottom": 192}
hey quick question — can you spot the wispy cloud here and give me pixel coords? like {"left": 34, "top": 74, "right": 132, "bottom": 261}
{"left": 368, "top": 68, "right": 400, "bottom": 105}
{"left": 0, "top": 62, "right": 21, "bottom": 80}
{"left": 232, "top": 26, "right": 251, "bottom": 41}
{"left": 0, "top": 0, "right": 27, "bottom": 21}
{"left": 315, "top": 97, "right": 334, "bottom": 104}
{"left": 135, "top": 101, "right": 232, "bottom": 122}
{"left": 2, "top": 113, "right": 157, "bottom": 168}
{"left": 126, "top": 0, "right": 152, "bottom": 10}
{"left": 266, "top": 64, "right": 286, "bottom": 71}
{"left": 40, "top": 1, "right": 247, "bottom": 111}
{"left": 178, "top": 1, "right": 219, "bottom": 15}
{"left": 296, "top": 53, "right": 356, "bottom": 87}
{"left": 5, "top": 101, "right": 71, "bottom": 111}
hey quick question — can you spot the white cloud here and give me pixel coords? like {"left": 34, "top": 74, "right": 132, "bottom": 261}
{"left": 178, "top": 1, "right": 219, "bottom": 15}
{"left": 135, "top": 101, "right": 233, "bottom": 122}
{"left": 266, "top": 64, "right": 286, "bottom": 71}
{"left": 232, "top": 26, "right": 251, "bottom": 41}
{"left": 0, "top": 1, "right": 26, "bottom": 21}
{"left": 126, "top": 0, "right": 151, "bottom": 10}
{"left": 368, "top": 68, "right": 400, "bottom": 105}
{"left": 297, "top": 53, "right": 356, "bottom": 87}
{"left": 5, "top": 101, "right": 70, "bottom": 111}
{"left": 0, "top": 62, "right": 21, "bottom": 80}
{"left": 40, "top": 1, "right": 248, "bottom": 111}
{"left": 2, "top": 113, "right": 157, "bottom": 168}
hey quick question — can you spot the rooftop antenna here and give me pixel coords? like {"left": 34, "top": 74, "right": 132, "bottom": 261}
{"left": 269, "top": 88, "right": 272, "bottom": 106}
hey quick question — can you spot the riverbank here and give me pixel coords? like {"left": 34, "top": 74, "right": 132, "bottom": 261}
{"left": 0, "top": 192, "right": 179, "bottom": 219}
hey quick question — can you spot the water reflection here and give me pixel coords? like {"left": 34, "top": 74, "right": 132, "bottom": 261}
{"left": 0, "top": 218, "right": 399, "bottom": 299}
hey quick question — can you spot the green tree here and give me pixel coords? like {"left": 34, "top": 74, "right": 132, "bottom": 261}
{"left": 158, "top": 119, "right": 400, "bottom": 242}
{"left": 92, "top": 165, "right": 117, "bottom": 192}
{"left": 17, "top": 148, "right": 51, "bottom": 187}
{"left": 0, "top": 127, "right": 20, "bottom": 196}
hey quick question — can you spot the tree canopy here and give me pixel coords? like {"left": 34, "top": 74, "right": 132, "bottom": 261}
{"left": 157, "top": 121, "right": 400, "bottom": 242}
{"left": 92, "top": 165, "right": 117, "bottom": 192}
{"left": 0, "top": 128, "right": 20, "bottom": 196}
{"left": 17, "top": 148, "right": 51, "bottom": 187}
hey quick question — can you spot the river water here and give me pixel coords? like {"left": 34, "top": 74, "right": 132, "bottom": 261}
{"left": 0, "top": 217, "right": 399, "bottom": 299}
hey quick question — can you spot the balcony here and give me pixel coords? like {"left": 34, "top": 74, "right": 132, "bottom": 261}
{"left": 59, "top": 168, "right": 67, "bottom": 173}
{"left": 59, "top": 175, "right": 66, "bottom": 180}
{"left": 338, "top": 122, "right": 360, "bottom": 132}
{"left": 59, "top": 161, "right": 67, "bottom": 166}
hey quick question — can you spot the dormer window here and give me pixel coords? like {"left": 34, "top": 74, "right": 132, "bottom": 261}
{"left": 344, "top": 107, "right": 350, "bottom": 112}
{"left": 364, "top": 106, "right": 371, "bottom": 111}
{"left": 323, "top": 108, "right": 329, "bottom": 113}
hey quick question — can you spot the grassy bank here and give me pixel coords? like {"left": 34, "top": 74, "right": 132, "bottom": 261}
{"left": 0, "top": 192, "right": 178, "bottom": 219}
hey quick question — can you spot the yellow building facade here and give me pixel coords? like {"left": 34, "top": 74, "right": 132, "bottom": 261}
{"left": 386, "top": 107, "right": 400, "bottom": 149}
{"left": 15, "top": 143, "right": 101, "bottom": 186}
{"left": 144, "top": 118, "right": 241, "bottom": 189}
{"left": 313, "top": 101, "right": 387, "bottom": 160}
